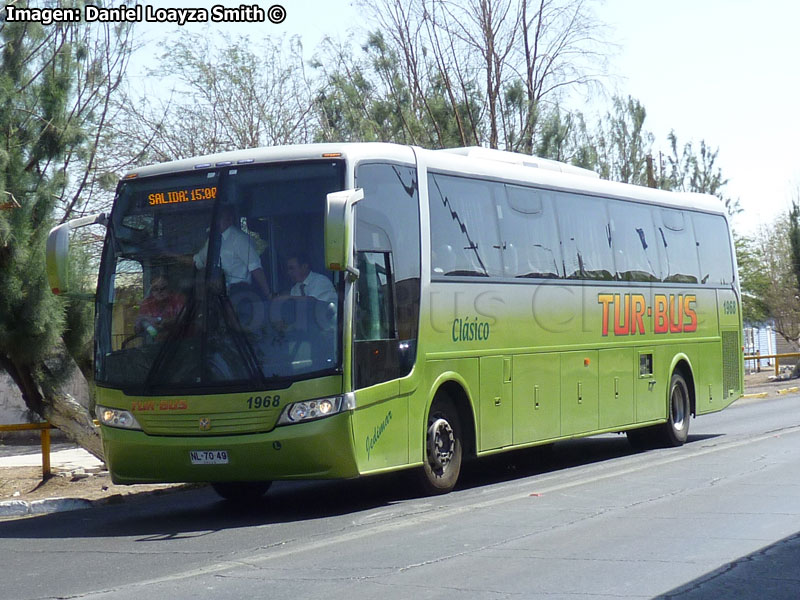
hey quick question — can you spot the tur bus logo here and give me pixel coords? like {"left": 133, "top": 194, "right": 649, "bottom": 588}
{"left": 597, "top": 293, "right": 698, "bottom": 336}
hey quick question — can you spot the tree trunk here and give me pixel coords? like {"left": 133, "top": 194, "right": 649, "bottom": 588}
{"left": 1, "top": 351, "right": 103, "bottom": 461}
{"left": 42, "top": 392, "right": 103, "bottom": 460}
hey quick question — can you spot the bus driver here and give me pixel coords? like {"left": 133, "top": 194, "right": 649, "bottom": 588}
{"left": 192, "top": 205, "right": 272, "bottom": 299}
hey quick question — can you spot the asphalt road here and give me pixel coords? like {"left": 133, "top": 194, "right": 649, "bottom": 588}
{"left": 1, "top": 393, "right": 799, "bottom": 600}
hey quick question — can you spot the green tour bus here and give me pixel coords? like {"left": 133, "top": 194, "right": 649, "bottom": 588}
{"left": 46, "top": 143, "right": 743, "bottom": 499}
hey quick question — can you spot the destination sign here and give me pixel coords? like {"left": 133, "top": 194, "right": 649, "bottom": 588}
{"left": 148, "top": 186, "right": 217, "bottom": 206}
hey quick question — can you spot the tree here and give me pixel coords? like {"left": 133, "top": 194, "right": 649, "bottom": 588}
{"left": 0, "top": 9, "right": 132, "bottom": 457}
{"left": 789, "top": 197, "right": 800, "bottom": 303}
{"left": 313, "top": 31, "right": 483, "bottom": 147}
{"left": 588, "top": 95, "right": 653, "bottom": 185}
{"left": 316, "top": 0, "right": 608, "bottom": 150}
{"left": 510, "top": 0, "right": 608, "bottom": 153}
{"left": 656, "top": 132, "right": 741, "bottom": 216}
{"left": 573, "top": 100, "right": 739, "bottom": 218}
{"left": 112, "top": 33, "right": 315, "bottom": 164}
{"left": 736, "top": 214, "right": 800, "bottom": 348}
{"left": 735, "top": 232, "right": 771, "bottom": 326}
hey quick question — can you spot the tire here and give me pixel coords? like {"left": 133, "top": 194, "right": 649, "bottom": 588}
{"left": 211, "top": 481, "right": 272, "bottom": 502}
{"left": 626, "top": 371, "right": 691, "bottom": 449}
{"left": 417, "top": 396, "right": 463, "bottom": 495}
{"left": 660, "top": 372, "right": 691, "bottom": 447}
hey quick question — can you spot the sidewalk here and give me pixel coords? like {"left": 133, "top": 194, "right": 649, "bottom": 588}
{"left": 0, "top": 444, "right": 190, "bottom": 519}
{"left": 741, "top": 369, "right": 800, "bottom": 399}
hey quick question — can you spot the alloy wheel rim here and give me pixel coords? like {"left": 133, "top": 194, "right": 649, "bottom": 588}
{"left": 427, "top": 417, "right": 455, "bottom": 471}
{"left": 671, "top": 384, "right": 686, "bottom": 431}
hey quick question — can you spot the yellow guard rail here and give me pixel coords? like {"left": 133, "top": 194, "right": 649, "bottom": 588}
{"left": 744, "top": 352, "right": 800, "bottom": 377}
{"left": 0, "top": 422, "right": 55, "bottom": 478}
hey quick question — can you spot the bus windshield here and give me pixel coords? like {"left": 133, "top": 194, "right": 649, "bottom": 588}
{"left": 95, "top": 160, "right": 345, "bottom": 393}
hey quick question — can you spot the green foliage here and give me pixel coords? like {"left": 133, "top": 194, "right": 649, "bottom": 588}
{"left": 0, "top": 19, "right": 69, "bottom": 409}
{"left": 589, "top": 96, "right": 653, "bottom": 185}
{"left": 0, "top": 13, "right": 122, "bottom": 411}
{"left": 534, "top": 108, "right": 573, "bottom": 162}
{"left": 62, "top": 234, "right": 95, "bottom": 377}
{"left": 734, "top": 233, "right": 771, "bottom": 325}
{"left": 789, "top": 201, "right": 800, "bottom": 295}
{"left": 658, "top": 132, "right": 741, "bottom": 216}
{"left": 735, "top": 215, "right": 800, "bottom": 346}
{"left": 316, "top": 0, "right": 607, "bottom": 151}
{"left": 1, "top": 26, "right": 66, "bottom": 297}
{"left": 114, "top": 32, "right": 313, "bottom": 163}
{"left": 313, "top": 31, "right": 483, "bottom": 148}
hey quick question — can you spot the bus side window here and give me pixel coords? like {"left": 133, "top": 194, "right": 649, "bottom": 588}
{"left": 657, "top": 208, "right": 700, "bottom": 284}
{"left": 501, "top": 185, "right": 563, "bottom": 279}
{"left": 556, "top": 192, "right": 614, "bottom": 280}
{"left": 692, "top": 213, "right": 735, "bottom": 285}
{"left": 428, "top": 173, "right": 503, "bottom": 277}
{"left": 355, "top": 251, "right": 396, "bottom": 341}
{"left": 608, "top": 200, "right": 662, "bottom": 282}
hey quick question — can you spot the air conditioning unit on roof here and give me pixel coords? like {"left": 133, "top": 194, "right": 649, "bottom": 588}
{"left": 438, "top": 146, "right": 599, "bottom": 179}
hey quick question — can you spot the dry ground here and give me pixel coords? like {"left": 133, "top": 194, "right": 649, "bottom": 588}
{"left": 0, "top": 465, "right": 189, "bottom": 504}
{"left": 1, "top": 371, "right": 795, "bottom": 508}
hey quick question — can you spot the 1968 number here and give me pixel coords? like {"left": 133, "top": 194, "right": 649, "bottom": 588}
{"left": 247, "top": 395, "right": 280, "bottom": 409}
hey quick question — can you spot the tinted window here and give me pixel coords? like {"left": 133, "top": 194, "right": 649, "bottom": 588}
{"left": 500, "top": 185, "right": 563, "bottom": 278}
{"left": 693, "top": 212, "right": 734, "bottom": 285}
{"left": 428, "top": 173, "right": 503, "bottom": 277}
{"left": 609, "top": 200, "right": 662, "bottom": 281}
{"left": 354, "top": 163, "right": 421, "bottom": 388}
{"left": 556, "top": 193, "right": 614, "bottom": 280}
{"left": 655, "top": 208, "right": 700, "bottom": 283}
{"left": 354, "top": 251, "right": 395, "bottom": 341}
{"left": 356, "top": 163, "right": 420, "bottom": 340}
{"left": 96, "top": 162, "right": 345, "bottom": 392}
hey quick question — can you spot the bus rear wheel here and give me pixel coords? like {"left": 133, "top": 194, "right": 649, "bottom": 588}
{"left": 211, "top": 481, "right": 272, "bottom": 502}
{"left": 660, "top": 372, "right": 691, "bottom": 447}
{"left": 626, "top": 371, "right": 691, "bottom": 449}
{"left": 417, "top": 396, "right": 463, "bottom": 495}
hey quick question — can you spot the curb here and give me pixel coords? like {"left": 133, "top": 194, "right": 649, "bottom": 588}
{"left": 776, "top": 387, "right": 800, "bottom": 395}
{"left": 0, "top": 497, "right": 94, "bottom": 518}
{"left": 0, "top": 483, "right": 202, "bottom": 519}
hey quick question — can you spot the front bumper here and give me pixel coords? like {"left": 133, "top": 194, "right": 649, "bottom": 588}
{"left": 101, "top": 411, "right": 359, "bottom": 484}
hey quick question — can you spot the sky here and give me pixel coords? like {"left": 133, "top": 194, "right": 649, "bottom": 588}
{"left": 599, "top": 0, "right": 800, "bottom": 233}
{"left": 127, "top": 0, "right": 800, "bottom": 233}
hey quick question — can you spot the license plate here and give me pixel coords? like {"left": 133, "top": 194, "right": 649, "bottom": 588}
{"left": 190, "top": 450, "right": 229, "bottom": 465}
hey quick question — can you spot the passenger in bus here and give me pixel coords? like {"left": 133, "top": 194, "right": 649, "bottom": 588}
{"left": 192, "top": 206, "right": 272, "bottom": 299}
{"left": 286, "top": 252, "right": 337, "bottom": 305}
{"left": 135, "top": 276, "right": 186, "bottom": 341}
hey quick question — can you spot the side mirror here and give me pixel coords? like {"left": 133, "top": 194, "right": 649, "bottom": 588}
{"left": 325, "top": 188, "right": 363, "bottom": 279}
{"left": 46, "top": 213, "right": 106, "bottom": 295}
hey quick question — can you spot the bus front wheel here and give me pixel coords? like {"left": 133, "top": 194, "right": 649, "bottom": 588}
{"left": 418, "top": 396, "right": 463, "bottom": 495}
{"left": 211, "top": 481, "right": 272, "bottom": 502}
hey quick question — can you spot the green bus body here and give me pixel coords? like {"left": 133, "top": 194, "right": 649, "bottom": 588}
{"left": 89, "top": 143, "right": 743, "bottom": 489}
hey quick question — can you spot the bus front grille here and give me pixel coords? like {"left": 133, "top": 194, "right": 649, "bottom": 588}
{"left": 136, "top": 411, "right": 280, "bottom": 436}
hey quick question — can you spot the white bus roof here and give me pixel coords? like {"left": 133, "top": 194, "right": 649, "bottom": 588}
{"left": 123, "top": 142, "right": 727, "bottom": 216}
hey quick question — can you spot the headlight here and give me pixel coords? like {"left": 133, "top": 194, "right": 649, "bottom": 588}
{"left": 95, "top": 405, "right": 142, "bottom": 430}
{"left": 277, "top": 393, "right": 355, "bottom": 425}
